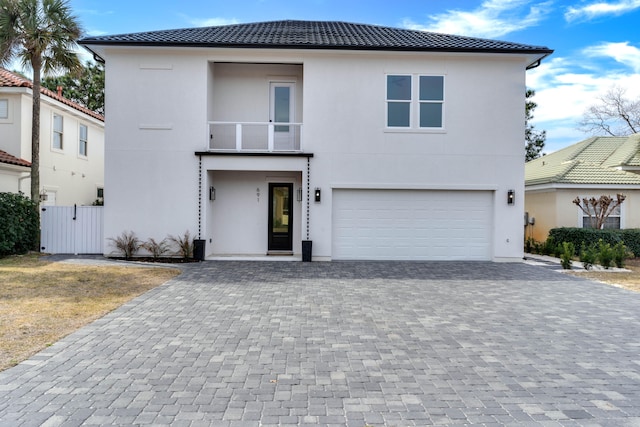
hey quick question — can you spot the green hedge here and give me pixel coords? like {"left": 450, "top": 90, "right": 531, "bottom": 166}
{"left": 548, "top": 227, "right": 640, "bottom": 257}
{"left": 0, "top": 192, "right": 39, "bottom": 256}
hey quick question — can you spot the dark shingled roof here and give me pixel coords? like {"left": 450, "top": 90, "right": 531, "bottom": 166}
{"left": 80, "top": 20, "right": 552, "bottom": 57}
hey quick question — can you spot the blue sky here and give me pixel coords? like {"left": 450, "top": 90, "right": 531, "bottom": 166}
{"left": 68, "top": 0, "right": 640, "bottom": 153}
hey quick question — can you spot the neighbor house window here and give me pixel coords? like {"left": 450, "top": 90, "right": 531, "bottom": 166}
{"left": 581, "top": 203, "right": 621, "bottom": 229}
{"left": 0, "top": 99, "right": 8, "bottom": 119}
{"left": 53, "top": 114, "right": 63, "bottom": 150}
{"left": 79, "top": 124, "right": 88, "bottom": 157}
{"left": 386, "top": 74, "right": 444, "bottom": 129}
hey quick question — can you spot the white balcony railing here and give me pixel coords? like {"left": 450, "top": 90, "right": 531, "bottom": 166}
{"left": 208, "top": 121, "right": 302, "bottom": 152}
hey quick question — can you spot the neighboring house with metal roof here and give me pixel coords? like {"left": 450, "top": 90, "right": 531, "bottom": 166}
{"left": 0, "top": 68, "right": 105, "bottom": 205}
{"left": 80, "top": 20, "right": 552, "bottom": 261}
{"left": 525, "top": 134, "right": 640, "bottom": 242}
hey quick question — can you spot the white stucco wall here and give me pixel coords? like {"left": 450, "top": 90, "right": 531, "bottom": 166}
{"left": 100, "top": 46, "right": 529, "bottom": 260}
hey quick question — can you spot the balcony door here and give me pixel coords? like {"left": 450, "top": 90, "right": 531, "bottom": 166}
{"left": 268, "top": 183, "right": 293, "bottom": 252}
{"left": 270, "top": 82, "right": 295, "bottom": 150}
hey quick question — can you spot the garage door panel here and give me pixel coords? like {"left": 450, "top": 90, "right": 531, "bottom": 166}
{"left": 332, "top": 189, "right": 493, "bottom": 260}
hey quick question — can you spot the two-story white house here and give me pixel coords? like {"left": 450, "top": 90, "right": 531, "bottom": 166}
{"left": 0, "top": 68, "right": 105, "bottom": 206}
{"left": 80, "top": 20, "right": 552, "bottom": 261}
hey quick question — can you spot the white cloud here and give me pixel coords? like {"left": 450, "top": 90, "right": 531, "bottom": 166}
{"left": 187, "top": 17, "right": 239, "bottom": 28}
{"left": 565, "top": 0, "right": 640, "bottom": 22}
{"left": 526, "top": 54, "right": 640, "bottom": 152}
{"left": 402, "top": 0, "right": 552, "bottom": 38}
{"left": 583, "top": 41, "right": 640, "bottom": 72}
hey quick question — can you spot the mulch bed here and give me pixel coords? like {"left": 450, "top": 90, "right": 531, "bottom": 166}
{"left": 108, "top": 257, "right": 200, "bottom": 264}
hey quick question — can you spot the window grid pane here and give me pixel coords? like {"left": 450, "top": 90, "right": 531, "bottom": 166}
{"left": 420, "top": 103, "right": 443, "bottom": 128}
{"left": 387, "top": 75, "right": 411, "bottom": 100}
{"left": 79, "top": 125, "right": 88, "bottom": 156}
{"left": 419, "top": 76, "right": 444, "bottom": 101}
{"left": 53, "top": 115, "right": 63, "bottom": 149}
{"left": 0, "top": 99, "right": 8, "bottom": 119}
{"left": 388, "top": 102, "right": 411, "bottom": 127}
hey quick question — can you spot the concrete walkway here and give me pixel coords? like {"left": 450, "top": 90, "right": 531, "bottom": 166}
{"left": 1, "top": 261, "right": 640, "bottom": 426}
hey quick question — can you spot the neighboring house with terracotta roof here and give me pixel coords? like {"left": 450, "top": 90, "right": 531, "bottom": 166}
{"left": 525, "top": 134, "right": 640, "bottom": 242}
{"left": 0, "top": 68, "right": 104, "bottom": 205}
{"left": 79, "top": 20, "right": 552, "bottom": 261}
{"left": 0, "top": 149, "right": 30, "bottom": 193}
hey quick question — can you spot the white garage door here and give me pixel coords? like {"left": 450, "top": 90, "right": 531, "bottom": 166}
{"left": 332, "top": 189, "right": 493, "bottom": 260}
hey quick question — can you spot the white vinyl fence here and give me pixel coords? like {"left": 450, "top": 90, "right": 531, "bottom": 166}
{"left": 40, "top": 205, "right": 104, "bottom": 254}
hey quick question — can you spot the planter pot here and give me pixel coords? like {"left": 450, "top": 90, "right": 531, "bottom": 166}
{"left": 193, "top": 239, "right": 206, "bottom": 261}
{"left": 302, "top": 240, "right": 312, "bottom": 262}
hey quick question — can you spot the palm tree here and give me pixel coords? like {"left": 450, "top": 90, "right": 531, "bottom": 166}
{"left": 0, "top": 0, "right": 82, "bottom": 204}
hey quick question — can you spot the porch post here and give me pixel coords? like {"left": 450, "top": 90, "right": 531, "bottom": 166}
{"left": 235, "top": 123, "right": 242, "bottom": 151}
{"left": 268, "top": 123, "right": 275, "bottom": 152}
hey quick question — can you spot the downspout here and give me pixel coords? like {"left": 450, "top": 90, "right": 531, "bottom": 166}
{"left": 18, "top": 172, "right": 31, "bottom": 195}
{"left": 526, "top": 52, "right": 553, "bottom": 70}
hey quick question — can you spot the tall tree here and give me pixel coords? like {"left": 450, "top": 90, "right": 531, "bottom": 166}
{"left": 525, "top": 88, "right": 546, "bottom": 161}
{"left": 42, "top": 61, "right": 104, "bottom": 115}
{"left": 578, "top": 85, "right": 640, "bottom": 136}
{"left": 0, "top": 0, "right": 82, "bottom": 204}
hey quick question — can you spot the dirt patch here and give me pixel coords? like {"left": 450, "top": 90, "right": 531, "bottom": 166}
{"left": 0, "top": 254, "right": 180, "bottom": 371}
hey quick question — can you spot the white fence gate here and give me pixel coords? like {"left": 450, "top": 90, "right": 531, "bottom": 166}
{"left": 40, "top": 205, "right": 104, "bottom": 254}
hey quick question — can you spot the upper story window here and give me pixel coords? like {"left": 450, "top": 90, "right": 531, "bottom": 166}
{"left": 0, "top": 99, "right": 8, "bottom": 119}
{"left": 53, "top": 114, "right": 63, "bottom": 150}
{"left": 79, "top": 124, "right": 88, "bottom": 157}
{"left": 386, "top": 74, "right": 444, "bottom": 129}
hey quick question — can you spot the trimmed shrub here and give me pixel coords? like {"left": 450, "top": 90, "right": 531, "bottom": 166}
{"left": 579, "top": 242, "right": 597, "bottom": 270}
{"left": 618, "top": 229, "right": 640, "bottom": 257}
{"left": 548, "top": 227, "right": 640, "bottom": 257}
{"left": 612, "top": 242, "right": 628, "bottom": 269}
{"left": 597, "top": 239, "right": 614, "bottom": 269}
{"left": 540, "top": 236, "right": 556, "bottom": 256}
{"left": 0, "top": 192, "right": 39, "bottom": 256}
{"left": 548, "top": 228, "right": 621, "bottom": 249}
{"left": 560, "top": 242, "right": 575, "bottom": 270}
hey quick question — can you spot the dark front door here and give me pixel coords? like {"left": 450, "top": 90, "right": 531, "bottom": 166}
{"left": 268, "top": 183, "right": 293, "bottom": 251}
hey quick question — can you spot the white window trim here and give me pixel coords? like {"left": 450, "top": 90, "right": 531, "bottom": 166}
{"left": 78, "top": 123, "right": 88, "bottom": 158}
{"left": 52, "top": 113, "right": 64, "bottom": 152}
{"left": 385, "top": 74, "right": 446, "bottom": 132}
{"left": 0, "top": 98, "right": 11, "bottom": 122}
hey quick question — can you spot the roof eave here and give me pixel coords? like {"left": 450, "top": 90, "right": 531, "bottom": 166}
{"left": 79, "top": 40, "right": 553, "bottom": 63}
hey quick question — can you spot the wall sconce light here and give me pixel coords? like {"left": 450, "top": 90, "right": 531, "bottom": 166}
{"left": 209, "top": 187, "right": 216, "bottom": 201}
{"left": 314, "top": 188, "right": 321, "bottom": 203}
{"left": 39, "top": 190, "right": 48, "bottom": 202}
{"left": 507, "top": 189, "right": 515, "bottom": 205}
{"left": 297, "top": 187, "right": 303, "bottom": 202}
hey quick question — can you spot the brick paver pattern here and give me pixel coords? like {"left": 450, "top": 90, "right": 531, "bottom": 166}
{"left": 1, "top": 261, "right": 640, "bottom": 426}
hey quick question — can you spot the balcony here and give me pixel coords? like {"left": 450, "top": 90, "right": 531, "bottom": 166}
{"left": 208, "top": 121, "right": 302, "bottom": 152}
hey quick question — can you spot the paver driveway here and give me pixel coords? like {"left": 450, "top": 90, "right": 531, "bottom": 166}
{"left": 1, "top": 261, "right": 640, "bottom": 426}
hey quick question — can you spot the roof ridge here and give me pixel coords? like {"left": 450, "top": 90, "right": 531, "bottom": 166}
{"left": 619, "top": 134, "right": 640, "bottom": 165}
{"left": 554, "top": 159, "right": 579, "bottom": 181}
{"left": 0, "top": 67, "right": 104, "bottom": 122}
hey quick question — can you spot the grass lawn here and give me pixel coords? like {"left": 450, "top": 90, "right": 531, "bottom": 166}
{"left": 0, "top": 254, "right": 180, "bottom": 372}
{"left": 569, "top": 257, "right": 640, "bottom": 292}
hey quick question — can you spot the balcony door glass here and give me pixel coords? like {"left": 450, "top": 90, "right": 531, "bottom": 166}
{"left": 270, "top": 82, "right": 295, "bottom": 149}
